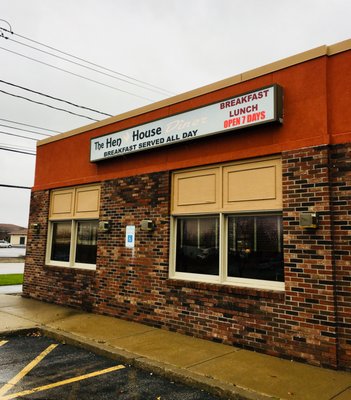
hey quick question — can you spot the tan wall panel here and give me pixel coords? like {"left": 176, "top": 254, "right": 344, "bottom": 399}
{"left": 226, "top": 166, "right": 276, "bottom": 201}
{"left": 75, "top": 186, "right": 100, "bottom": 218}
{"left": 49, "top": 189, "right": 74, "bottom": 219}
{"left": 50, "top": 185, "right": 100, "bottom": 220}
{"left": 223, "top": 159, "right": 282, "bottom": 211}
{"left": 172, "top": 157, "right": 282, "bottom": 215}
{"left": 172, "top": 168, "right": 220, "bottom": 213}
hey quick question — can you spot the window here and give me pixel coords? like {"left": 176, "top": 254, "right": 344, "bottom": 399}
{"left": 227, "top": 214, "right": 283, "bottom": 282}
{"left": 47, "top": 185, "right": 100, "bottom": 269}
{"left": 176, "top": 216, "right": 219, "bottom": 275}
{"left": 75, "top": 220, "right": 98, "bottom": 264}
{"left": 50, "top": 220, "right": 98, "bottom": 266}
{"left": 51, "top": 221, "right": 72, "bottom": 262}
{"left": 170, "top": 157, "right": 284, "bottom": 290}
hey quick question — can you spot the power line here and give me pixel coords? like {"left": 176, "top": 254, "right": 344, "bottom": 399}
{"left": 0, "top": 129, "right": 43, "bottom": 141}
{"left": 0, "top": 117, "right": 60, "bottom": 134}
{"left": 0, "top": 20, "right": 12, "bottom": 31}
{"left": 0, "top": 45, "right": 155, "bottom": 102}
{"left": 0, "top": 123, "right": 52, "bottom": 137}
{"left": 18, "top": 34, "right": 174, "bottom": 95}
{"left": 0, "top": 184, "right": 31, "bottom": 189}
{"left": 0, "top": 88, "right": 99, "bottom": 122}
{"left": 10, "top": 27, "right": 173, "bottom": 95}
{"left": 8, "top": 36, "right": 174, "bottom": 97}
{"left": 0, "top": 141, "right": 36, "bottom": 152}
{"left": 0, "top": 146, "right": 35, "bottom": 156}
{"left": 0, "top": 79, "right": 113, "bottom": 118}
{"left": 0, "top": 142, "right": 36, "bottom": 156}
{"left": 0, "top": 24, "right": 173, "bottom": 96}
{"left": 0, "top": 20, "right": 12, "bottom": 39}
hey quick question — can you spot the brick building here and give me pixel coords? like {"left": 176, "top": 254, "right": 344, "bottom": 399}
{"left": 24, "top": 40, "right": 351, "bottom": 370}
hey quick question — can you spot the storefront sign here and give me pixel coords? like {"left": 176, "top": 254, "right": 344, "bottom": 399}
{"left": 90, "top": 84, "right": 283, "bottom": 162}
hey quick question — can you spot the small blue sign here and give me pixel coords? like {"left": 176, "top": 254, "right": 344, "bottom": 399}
{"left": 125, "top": 225, "right": 135, "bottom": 248}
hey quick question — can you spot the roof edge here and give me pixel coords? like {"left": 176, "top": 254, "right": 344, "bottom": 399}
{"left": 38, "top": 39, "right": 350, "bottom": 147}
{"left": 328, "top": 38, "right": 351, "bottom": 55}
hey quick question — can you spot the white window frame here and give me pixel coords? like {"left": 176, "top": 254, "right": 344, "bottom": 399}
{"left": 169, "top": 212, "right": 284, "bottom": 291}
{"left": 46, "top": 219, "right": 98, "bottom": 270}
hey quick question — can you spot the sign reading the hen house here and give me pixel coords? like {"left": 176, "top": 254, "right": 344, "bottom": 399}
{"left": 90, "top": 84, "right": 283, "bottom": 162}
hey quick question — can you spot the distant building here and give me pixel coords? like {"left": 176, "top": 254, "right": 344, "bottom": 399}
{"left": 9, "top": 229, "right": 28, "bottom": 247}
{"left": 0, "top": 224, "right": 27, "bottom": 245}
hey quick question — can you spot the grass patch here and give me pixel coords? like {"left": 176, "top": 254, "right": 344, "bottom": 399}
{"left": 0, "top": 274, "right": 23, "bottom": 286}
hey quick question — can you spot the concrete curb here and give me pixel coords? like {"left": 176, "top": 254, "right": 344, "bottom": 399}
{"left": 38, "top": 326, "right": 276, "bottom": 400}
{"left": 0, "top": 327, "right": 39, "bottom": 337}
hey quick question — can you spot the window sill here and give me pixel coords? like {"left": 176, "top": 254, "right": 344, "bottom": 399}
{"left": 166, "top": 278, "right": 285, "bottom": 300}
{"left": 44, "top": 264, "right": 96, "bottom": 275}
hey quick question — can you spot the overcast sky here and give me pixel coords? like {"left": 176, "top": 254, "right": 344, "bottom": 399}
{"left": 0, "top": 0, "right": 350, "bottom": 227}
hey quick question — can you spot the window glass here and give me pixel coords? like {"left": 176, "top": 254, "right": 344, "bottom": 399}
{"left": 75, "top": 221, "right": 98, "bottom": 264}
{"left": 176, "top": 217, "right": 219, "bottom": 275}
{"left": 227, "top": 215, "right": 283, "bottom": 282}
{"left": 51, "top": 221, "right": 72, "bottom": 262}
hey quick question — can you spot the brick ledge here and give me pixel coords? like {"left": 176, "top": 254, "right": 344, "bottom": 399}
{"left": 167, "top": 279, "right": 285, "bottom": 300}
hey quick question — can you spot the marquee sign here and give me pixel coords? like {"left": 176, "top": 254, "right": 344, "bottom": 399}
{"left": 90, "top": 84, "right": 283, "bottom": 162}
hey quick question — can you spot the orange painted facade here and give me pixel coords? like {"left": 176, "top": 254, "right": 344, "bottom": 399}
{"left": 33, "top": 44, "right": 351, "bottom": 192}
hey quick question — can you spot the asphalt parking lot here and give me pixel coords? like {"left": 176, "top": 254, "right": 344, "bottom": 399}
{"left": 0, "top": 333, "right": 222, "bottom": 400}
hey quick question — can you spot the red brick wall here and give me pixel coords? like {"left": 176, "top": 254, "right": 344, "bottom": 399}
{"left": 330, "top": 144, "right": 351, "bottom": 369}
{"left": 93, "top": 172, "right": 171, "bottom": 320}
{"left": 23, "top": 190, "right": 96, "bottom": 311}
{"left": 23, "top": 144, "right": 351, "bottom": 369}
{"left": 282, "top": 146, "right": 337, "bottom": 368}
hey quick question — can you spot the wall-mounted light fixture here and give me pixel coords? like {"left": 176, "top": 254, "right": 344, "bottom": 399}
{"left": 98, "top": 221, "right": 111, "bottom": 233}
{"left": 299, "top": 212, "right": 318, "bottom": 229}
{"left": 140, "top": 219, "right": 155, "bottom": 231}
{"left": 31, "top": 223, "right": 40, "bottom": 234}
